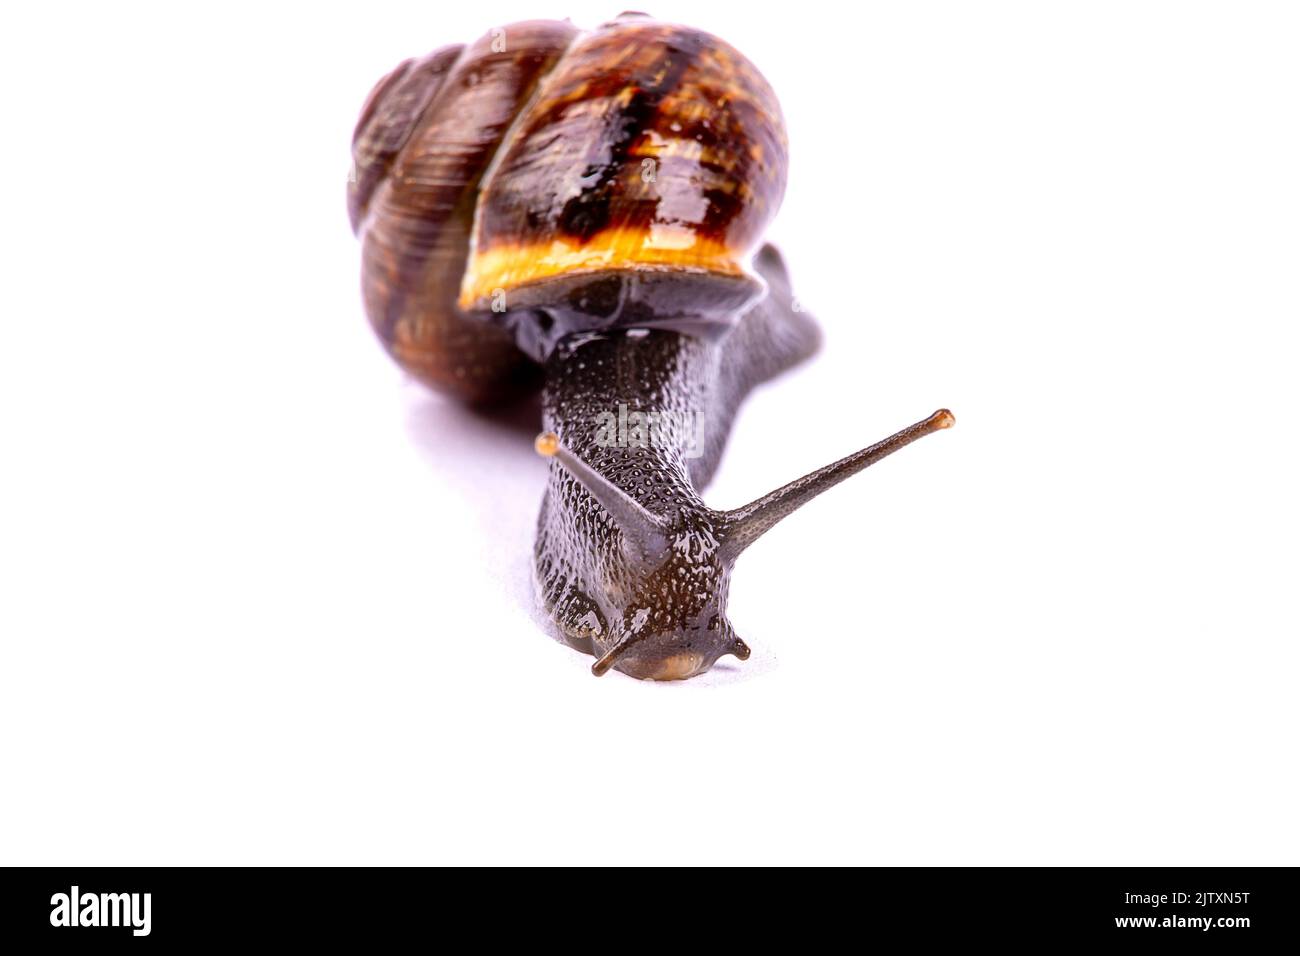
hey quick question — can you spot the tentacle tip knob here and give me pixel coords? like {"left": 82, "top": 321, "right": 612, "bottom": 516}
{"left": 534, "top": 432, "right": 560, "bottom": 457}
{"left": 931, "top": 409, "right": 956, "bottom": 430}
{"left": 732, "top": 637, "right": 752, "bottom": 661}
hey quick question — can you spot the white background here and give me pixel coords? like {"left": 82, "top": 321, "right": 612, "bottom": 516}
{"left": 2, "top": 1, "right": 1297, "bottom": 865}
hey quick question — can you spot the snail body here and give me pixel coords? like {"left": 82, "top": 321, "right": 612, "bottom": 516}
{"left": 349, "top": 14, "right": 953, "bottom": 679}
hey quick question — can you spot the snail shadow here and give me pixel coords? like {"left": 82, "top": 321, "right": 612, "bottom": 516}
{"left": 401, "top": 386, "right": 545, "bottom": 611}
{"left": 400, "top": 384, "right": 779, "bottom": 689}
{"left": 404, "top": 387, "right": 544, "bottom": 449}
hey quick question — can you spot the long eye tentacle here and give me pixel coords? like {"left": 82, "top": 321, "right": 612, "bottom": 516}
{"left": 719, "top": 409, "right": 955, "bottom": 560}
{"left": 535, "top": 432, "right": 670, "bottom": 563}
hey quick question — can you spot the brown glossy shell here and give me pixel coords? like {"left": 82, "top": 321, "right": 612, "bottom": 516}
{"left": 460, "top": 15, "right": 789, "bottom": 322}
{"left": 350, "top": 15, "right": 788, "bottom": 400}
{"left": 349, "top": 21, "right": 577, "bottom": 402}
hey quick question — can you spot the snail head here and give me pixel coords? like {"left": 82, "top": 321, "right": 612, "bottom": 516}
{"left": 535, "top": 408, "right": 954, "bottom": 680}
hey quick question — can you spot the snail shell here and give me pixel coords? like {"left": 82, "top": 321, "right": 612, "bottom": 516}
{"left": 348, "top": 14, "right": 788, "bottom": 397}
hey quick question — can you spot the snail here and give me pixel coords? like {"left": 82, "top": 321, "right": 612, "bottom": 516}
{"left": 348, "top": 13, "right": 954, "bottom": 680}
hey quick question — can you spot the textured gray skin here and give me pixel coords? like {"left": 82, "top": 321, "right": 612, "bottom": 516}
{"left": 536, "top": 244, "right": 820, "bottom": 679}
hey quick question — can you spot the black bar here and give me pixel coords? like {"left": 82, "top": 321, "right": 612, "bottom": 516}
{"left": 0, "top": 867, "right": 1293, "bottom": 946}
